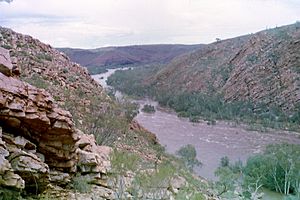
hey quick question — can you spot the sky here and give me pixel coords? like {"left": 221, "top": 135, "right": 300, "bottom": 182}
{"left": 0, "top": 0, "right": 300, "bottom": 48}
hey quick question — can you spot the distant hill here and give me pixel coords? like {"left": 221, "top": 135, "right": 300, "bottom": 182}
{"left": 146, "top": 23, "right": 300, "bottom": 111}
{"left": 58, "top": 44, "right": 203, "bottom": 74}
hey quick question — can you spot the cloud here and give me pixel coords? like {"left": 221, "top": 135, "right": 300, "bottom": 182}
{"left": 0, "top": 0, "right": 300, "bottom": 48}
{"left": 0, "top": 0, "right": 13, "bottom": 3}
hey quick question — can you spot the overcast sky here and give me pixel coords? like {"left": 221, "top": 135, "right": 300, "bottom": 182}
{"left": 0, "top": 0, "right": 300, "bottom": 48}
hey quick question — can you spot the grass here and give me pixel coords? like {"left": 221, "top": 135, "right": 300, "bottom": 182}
{"left": 71, "top": 174, "right": 91, "bottom": 193}
{"left": 22, "top": 74, "right": 49, "bottom": 89}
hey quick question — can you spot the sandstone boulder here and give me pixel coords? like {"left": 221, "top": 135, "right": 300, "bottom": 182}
{"left": 9, "top": 151, "right": 50, "bottom": 193}
{"left": 49, "top": 170, "right": 71, "bottom": 186}
{"left": 0, "top": 47, "right": 13, "bottom": 76}
{"left": 0, "top": 128, "right": 25, "bottom": 190}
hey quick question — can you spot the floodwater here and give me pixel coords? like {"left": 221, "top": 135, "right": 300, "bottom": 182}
{"left": 92, "top": 68, "right": 300, "bottom": 200}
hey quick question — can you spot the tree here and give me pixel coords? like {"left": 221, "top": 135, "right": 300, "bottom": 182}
{"left": 220, "top": 156, "right": 230, "bottom": 167}
{"left": 243, "top": 143, "right": 300, "bottom": 196}
{"left": 176, "top": 144, "right": 202, "bottom": 172}
{"left": 243, "top": 155, "right": 268, "bottom": 199}
{"left": 214, "top": 166, "right": 239, "bottom": 197}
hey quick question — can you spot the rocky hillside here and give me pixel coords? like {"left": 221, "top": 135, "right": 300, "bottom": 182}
{"left": 0, "top": 46, "right": 112, "bottom": 198}
{"left": 0, "top": 26, "right": 163, "bottom": 166}
{"left": 148, "top": 23, "right": 300, "bottom": 111}
{"left": 59, "top": 44, "right": 203, "bottom": 74}
{"left": 0, "top": 27, "right": 110, "bottom": 135}
{"left": 0, "top": 27, "right": 212, "bottom": 199}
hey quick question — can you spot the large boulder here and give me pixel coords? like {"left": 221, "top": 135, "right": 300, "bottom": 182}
{"left": 8, "top": 150, "right": 50, "bottom": 193}
{"left": 0, "top": 128, "right": 25, "bottom": 190}
{"left": 0, "top": 47, "right": 13, "bottom": 76}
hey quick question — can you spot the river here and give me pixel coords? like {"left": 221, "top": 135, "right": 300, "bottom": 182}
{"left": 92, "top": 68, "right": 300, "bottom": 200}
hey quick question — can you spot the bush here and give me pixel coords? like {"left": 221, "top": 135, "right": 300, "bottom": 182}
{"left": 0, "top": 188, "right": 21, "bottom": 200}
{"left": 244, "top": 143, "right": 300, "bottom": 196}
{"left": 92, "top": 113, "right": 128, "bottom": 146}
{"left": 111, "top": 149, "right": 140, "bottom": 174}
{"left": 36, "top": 53, "right": 52, "bottom": 61}
{"left": 176, "top": 144, "right": 202, "bottom": 172}
{"left": 71, "top": 174, "right": 91, "bottom": 193}
{"left": 175, "top": 187, "right": 205, "bottom": 200}
{"left": 141, "top": 104, "right": 155, "bottom": 113}
{"left": 23, "top": 74, "right": 49, "bottom": 89}
{"left": 214, "top": 143, "right": 300, "bottom": 198}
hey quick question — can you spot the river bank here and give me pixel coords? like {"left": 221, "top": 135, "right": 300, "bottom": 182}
{"left": 92, "top": 68, "right": 300, "bottom": 200}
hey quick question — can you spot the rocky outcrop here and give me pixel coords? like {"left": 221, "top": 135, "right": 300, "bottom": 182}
{"left": 0, "top": 48, "right": 112, "bottom": 194}
{"left": 0, "top": 26, "right": 110, "bottom": 136}
{"left": 3, "top": 132, "right": 50, "bottom": 192}
{"left": 0, "top": 71, "right": 77, "bottom": 171}
{"left": 0, "top": 128, "right": 25, "bottom": 190}
{"left": 0, "top": 47, "right": 13, "bottom": 76}
{"left": 75, "top": 133, "right": 112, "bottom": 186}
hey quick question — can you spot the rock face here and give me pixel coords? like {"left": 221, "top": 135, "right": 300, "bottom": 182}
{"left": 0, "top": 47, "right": 13, "bottom": 76}
{"left": 0, "top": 72, "right": 77, "bottom": 171}
{"left": 0, "top": 128, "right": 25, "bottom": 190}
{"left": 0, "top": 49, "right": 112, "bottom": 194}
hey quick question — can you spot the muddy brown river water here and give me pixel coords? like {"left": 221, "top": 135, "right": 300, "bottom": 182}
{"left": 92, "top": 69, "right": 300, "bottom": 200}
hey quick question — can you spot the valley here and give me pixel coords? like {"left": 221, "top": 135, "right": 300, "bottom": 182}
{"left": 91, "top": 23, "right": 300, "bottom": 199}
{"left": 0, "top": 19, "right": 299, "bottom": 200}
{"left": 94, "top": 67, "right": 300, "bottom": 200}
{"left": 94, "top": 69, "right": 300, "bottom": 181}
{"left": 1, "top": 1, "right": 300, "bottom": 199}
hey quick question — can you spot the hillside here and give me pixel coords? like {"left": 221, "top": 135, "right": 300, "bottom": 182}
{"left": 0, "top": 27, "right": 211, "bottom": 199}
{"left": 59, "top": 44, "right": 203, "bottom": 74}
{"left": 108, "top": 23, "right": 300, "bottom": 130}
{"left": 149, "top": 23, "right": 300, "bottom": 111}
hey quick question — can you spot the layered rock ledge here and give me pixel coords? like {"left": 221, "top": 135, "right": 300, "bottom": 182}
{"left": 0, "top": 47, "right": 111, "bottom": 194}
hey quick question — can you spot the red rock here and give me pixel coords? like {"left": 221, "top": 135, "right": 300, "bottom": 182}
{"left": 0, "top": 47, "right": 13, "bottom": 76}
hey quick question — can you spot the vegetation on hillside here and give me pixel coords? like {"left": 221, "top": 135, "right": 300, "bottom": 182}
{"left": 213, "top": 143, "right": 300, "bottom": 199}
{"left": 0, "top": 27, "right": 214, "bottom": 199}
{"left": 109, "top": 145, "right": 207, "bottom": 200}
{"left": 108, "top": 67, "right": 300, "bottom": 131}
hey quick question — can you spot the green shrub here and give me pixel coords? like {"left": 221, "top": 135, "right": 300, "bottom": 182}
{"left": 71, "top": 174, "right": 91, "bottom": 193}
{"left": 36, "top": 53, "right": 52, "bottom": 61}
{"left": 23, "top": 74, "right": 49, "bottom": 89}
{"left": 214, "top": 143, "right": 300, "bottom": 198}
{"left": 141, "top": 104, "right": 155, "bottom": 113}
{"left": 111, "top": 149, "right": 140, "bottom": 174}
{"left": 244, "top": 143, "right": 300, "bottom": 196}
{"left": 0, "top": 188, "right": 21, "bottom": 200}
{"left": 176, "top": 144, "right": 202, "bottom": 172}
{"left": 91, "top": 112, "right": 128, "bottom": 146}
{"left": 176, "top": 187, "right": 205, "bottom": 200}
